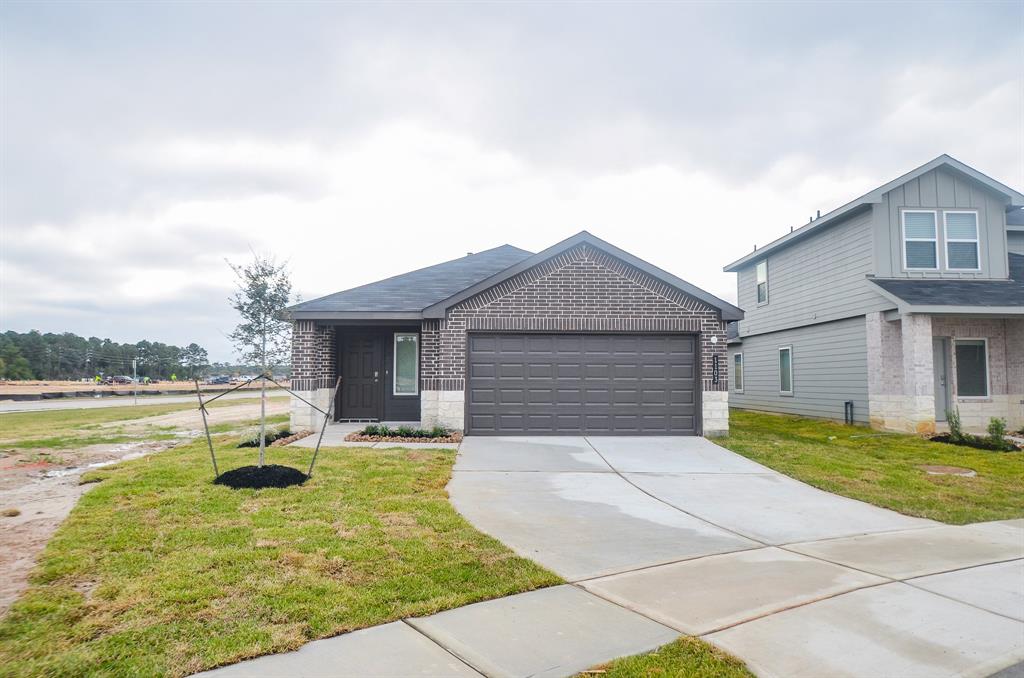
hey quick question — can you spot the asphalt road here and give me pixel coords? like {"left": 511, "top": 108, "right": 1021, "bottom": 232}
{"left": 0, "top": 390, "right": 288, "bottom": 414}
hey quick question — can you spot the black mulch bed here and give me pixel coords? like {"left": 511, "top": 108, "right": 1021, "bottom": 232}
{"left": 929, "top": 434, "right": 1021, "bottom": 452}
{"left": 214, "top": 464, "right": 308, "bottom": 489}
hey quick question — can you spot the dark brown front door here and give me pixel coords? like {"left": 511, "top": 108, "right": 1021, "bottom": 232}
{"left": 341, "top": 335, "right": 382, "bottom": 419}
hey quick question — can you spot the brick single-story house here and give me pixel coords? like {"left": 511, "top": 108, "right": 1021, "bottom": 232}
{"left": 288, "top": 231, "right": 743, "bottom": 436}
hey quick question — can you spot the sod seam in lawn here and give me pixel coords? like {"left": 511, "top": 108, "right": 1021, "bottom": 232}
{"left": 719, "top": 410, "right": 1024, "bottom": 524}
{"left": 0, "top": 440, "right": 560, "bottom": 677}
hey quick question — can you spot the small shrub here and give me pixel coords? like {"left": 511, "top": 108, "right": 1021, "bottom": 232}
{"left": 376, "top": 425, "right": 392, "bottom": 437}
{"left": 238, "top": 426, "right": 292, "bottom": 448}
{"left": 362, "top": 424, "right": 380, "bottom": 436}
{"left": 987, "top": 418, "right": 1015, "bottom": 452}
{"left": 430, "top": 425, "right": 449, "bottom": 438}
{"left": 946, "top": 409, "right": 963, "bottom": 442}
{"left": 411, "top": 428, "right": 432, "bottom": 438}
{"left": 396, "top": 425, "right": 415, "bottom": 437}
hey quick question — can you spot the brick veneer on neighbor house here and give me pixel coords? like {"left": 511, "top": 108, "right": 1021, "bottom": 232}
{"left": 420, "top": 244, "right": 730, "bottom": 434}
{"left": 867, "top": 312, "right": 1024, "bottom": 433}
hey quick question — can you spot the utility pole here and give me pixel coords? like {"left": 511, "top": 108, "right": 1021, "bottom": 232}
{"left": 132, "top": 358, "right": 138, "bottom": 406}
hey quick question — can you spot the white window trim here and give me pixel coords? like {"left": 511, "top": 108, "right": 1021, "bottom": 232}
{"left": 778, "top": 345, "right": 793, "bottom": 396}
{"left": 943, "top": 210, "right": 981, "bottom": 272}
{"left": 901, "top": 209, "right": 939, "bottom": 271}
{"left": 755, "top": 260, "right": 769, "bottom": 306}
{"left": 954, "top": 337, "right": 989, "bottom": 399}
{"left": 733, "top": 352, "right": 744, "bottom": 393}
{"left": 393, "top": 332, "right": 419, "bottom": 396}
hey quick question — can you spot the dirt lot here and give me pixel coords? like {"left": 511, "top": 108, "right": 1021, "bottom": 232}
{"left": 0, "top": 398, "right": 290, "bottom": 614}
{"left": 0, "top": 379, "right": 289, "bottom": 396}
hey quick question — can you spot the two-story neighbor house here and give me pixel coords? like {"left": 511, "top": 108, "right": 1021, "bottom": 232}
{"left": 724, "top": 155, "right": 1024, "bottom": 434}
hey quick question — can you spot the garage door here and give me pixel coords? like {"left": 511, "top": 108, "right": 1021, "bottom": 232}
{"left": 466, "top": 333, "right": 698, "bottom": 435}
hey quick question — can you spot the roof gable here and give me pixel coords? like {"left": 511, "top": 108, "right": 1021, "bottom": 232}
{"left": 423, "top": 231, "right": 743, "bottom": 321}
{"left": 724, "top": 154, "right": 1024, "bottom": 272}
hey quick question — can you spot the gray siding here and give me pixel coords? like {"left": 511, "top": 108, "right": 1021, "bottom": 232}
{"left": 873, "top": 166, "right": 1011, "bottom": 279}
{"left": 729, "top": 316, "right": 868, "bottom": 423}
{"left": 736, "top": 210, "right": 891, "bottom": 337}
{"left": 1008, "top": 231, "right": 1024, "bottom": 256}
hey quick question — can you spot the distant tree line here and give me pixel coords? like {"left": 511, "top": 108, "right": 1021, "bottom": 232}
{"left": 0, "top": 330, "right": 213, "bottom": 381}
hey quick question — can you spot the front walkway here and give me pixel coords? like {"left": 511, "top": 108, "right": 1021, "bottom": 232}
{"left": 198, "top": 436, "right": 1024, "bottom": 678}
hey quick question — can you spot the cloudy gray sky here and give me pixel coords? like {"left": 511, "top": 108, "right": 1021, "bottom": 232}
{"left": 2, "top": 1, "right": 1021, "bottom": 361}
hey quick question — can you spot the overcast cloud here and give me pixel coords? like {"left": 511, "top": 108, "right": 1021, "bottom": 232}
{"left": 2, "top": 1, "right": 1021, "bottom": 361}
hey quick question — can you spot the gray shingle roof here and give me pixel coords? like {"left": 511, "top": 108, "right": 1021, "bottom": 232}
{"left": 868, "top": 278, "right": 1024, "bottom": 309}
{"left": 290, "top": 244, "right": 533, "bottom": 315}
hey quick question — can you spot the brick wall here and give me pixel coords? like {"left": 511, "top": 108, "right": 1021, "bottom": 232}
{"left": 290, "top": 320, "right": 336, "bottom": 391}
{"left": 421, "top": 244, "right": 728, "bottom": 392}
{"left": 931, "top": 317, "right": 1015, "bottom": 397}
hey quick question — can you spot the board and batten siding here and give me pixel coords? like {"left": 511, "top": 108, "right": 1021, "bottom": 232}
{"left": 1008, "top": 231, "right": 1024, "bottom": 256}
{"left": 729, "top": 316, "right": 869, "bottom": 424}
{"left": 736, "top": 209, "right": 891, "bottom": 338}
{"left": 872, "top": 166, "right": 1011, "bottom": 280}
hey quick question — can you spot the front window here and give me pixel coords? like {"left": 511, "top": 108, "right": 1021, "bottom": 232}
{"left": 733, "top": 353, "right": 744, "bottom": 392}
{"left": 944, "top": 211, "right": 980, "bottom": 270}
{"left": 779, "top": 346, "right": 793, "bottom": 395}
{"left": 393, "top": 333, "right": 419, "bottom": 395}
{"left": 902, "top": 210, "right": 938, "bottom": 270}
{"left": 954, "top": 339, "right": 988, "bottom": 397}
{"left": 756, "top": 260, "right": 768, "bottom": 304}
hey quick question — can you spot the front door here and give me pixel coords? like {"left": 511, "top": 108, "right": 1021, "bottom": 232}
{"left": 341, "top": 334, "right": 382, "bottom": 419}
{"left": 933, "top": 337, "right": 949, "bottom": 422}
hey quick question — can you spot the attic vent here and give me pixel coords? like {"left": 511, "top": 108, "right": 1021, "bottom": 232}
{"left": 466, "top": 252, "right": 474, "bottom": 256}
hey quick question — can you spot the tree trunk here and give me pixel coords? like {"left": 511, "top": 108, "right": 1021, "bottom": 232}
{"left": 259, "top": 332, "right": 267, "bottom": 467}
{"left": 259, "top": 376, "right": 266, "bottom": 467}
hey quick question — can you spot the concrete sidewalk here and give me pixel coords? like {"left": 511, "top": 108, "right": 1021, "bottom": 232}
{"left": 197, "top": 436, "right": 1024, "bottom": 678}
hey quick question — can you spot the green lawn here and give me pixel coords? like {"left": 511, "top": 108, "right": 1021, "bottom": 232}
{"left": 0, "top": 397, "right": 286, "bottom": 449}
{"left": 580, "top": 637, "right": 752, "bottom": 678}
{"left": 720, "top": 410, "right": 1024, "bottom": 524}
{"left": 0, "top": 439, "right": 558, "bottom": 677}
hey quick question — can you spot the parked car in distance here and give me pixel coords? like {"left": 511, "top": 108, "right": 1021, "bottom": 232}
{"left": 206, "top": 375, "right": 231, "bottom": 385}
{"left": 103, "top": 375, "right": 134, "bottom": 385}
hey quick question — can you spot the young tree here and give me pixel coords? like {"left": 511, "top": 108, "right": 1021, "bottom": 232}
{"left": 227, "top": 254, "right": 292, "bottom": 467}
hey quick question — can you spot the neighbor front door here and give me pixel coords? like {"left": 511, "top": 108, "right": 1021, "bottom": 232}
{"left": 933, "top": 337, "right": 949, "bottom": 422}
{"left": 341, "top": 334, "right": 382, "bottom": 419}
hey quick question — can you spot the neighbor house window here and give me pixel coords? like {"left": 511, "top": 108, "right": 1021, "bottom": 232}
{"left": 733, "top": 353, "right": 744, "bottom": 392}
{"left": 902, "top": 210, "right": 938, "bottom": 270}
{"left": 954, "top": 339, "right": 988, "bottom": 398}
{"left": 779, "top": 346, "right": 793, "bottom": 395}
{"left": 393, "top": 333, "right": 419, "bottom": 395}
{"left": 944, "top": 211, "right": 980, "bottom": 271}
{"left": 756, "top": 260, "right": 769, "bottom": 304}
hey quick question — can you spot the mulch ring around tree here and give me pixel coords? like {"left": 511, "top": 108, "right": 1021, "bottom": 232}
{"left": 214, "top": 464, "right": 308, "bottom": 489}
{"left": 344, "top": 432, "right": 464, "bottom": 444}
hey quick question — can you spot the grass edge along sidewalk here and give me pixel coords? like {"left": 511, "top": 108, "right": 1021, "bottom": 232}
{"left": 0, "top": 440, "right": 560, "bottom": 677}
{"left": 719, "top": 410, "right": 1024, "bottom": 524}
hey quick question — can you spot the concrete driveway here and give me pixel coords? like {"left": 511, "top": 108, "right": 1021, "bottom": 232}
{"left": 449, "top": 436, "right": 1024, "bottom": 677}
